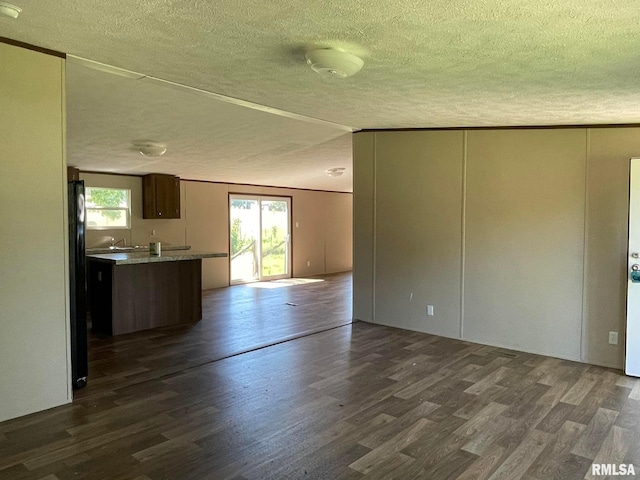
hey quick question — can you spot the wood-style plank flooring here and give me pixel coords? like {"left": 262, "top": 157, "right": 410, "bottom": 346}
{"left": 2, "top": 273, "right": 640, "bottom": 479}
{"left": 79, "top": 273, "right": 353, "bottom": 397}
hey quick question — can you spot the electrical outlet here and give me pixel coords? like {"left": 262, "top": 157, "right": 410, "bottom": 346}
{"left": 150, "top": 229, "right": 156, "bottom": 237}
{"left": 609, "top": 331, "right": 619, "bottom": 345}
{"left": 307, "top": 261, "right": 311, "bottom": 267}
{"left": 427, "top": 305, "right": 434, "bottom": 316}
{"left": 409, "top": 293, "right": 413, "bottom": 302}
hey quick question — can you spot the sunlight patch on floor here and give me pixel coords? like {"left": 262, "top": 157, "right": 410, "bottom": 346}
{"left": 246, "top": 278, "right": 325, "bottom": 289}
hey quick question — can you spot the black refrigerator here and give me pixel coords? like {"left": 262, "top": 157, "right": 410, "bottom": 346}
{"left": 69, "top": 180, "right": 88, "bottom": 389}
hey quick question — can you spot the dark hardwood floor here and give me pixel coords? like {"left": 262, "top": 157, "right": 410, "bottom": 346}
{"left": 1, "top": 272, "right": 640, "bottom": 479}
{"left": 79, "top": 272, "right": 353, "bottom": 397}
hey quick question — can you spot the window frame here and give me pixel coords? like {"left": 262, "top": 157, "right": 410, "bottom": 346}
{"left": 85, "top": 187, "right": 132, "bottom": 230}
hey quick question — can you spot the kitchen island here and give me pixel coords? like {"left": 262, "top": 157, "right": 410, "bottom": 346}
{"left": 87, "top": 251, "right": 227, "bottom": 336}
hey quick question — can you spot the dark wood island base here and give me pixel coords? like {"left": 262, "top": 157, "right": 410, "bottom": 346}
{"left": 86, "top": 251, "right": 226, "bottom": 336}
{"left": 88, "top": 259, "right": 201, "bottom": 335}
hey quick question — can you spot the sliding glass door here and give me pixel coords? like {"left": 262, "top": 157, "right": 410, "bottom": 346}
{"left": 230, "top": 197, "right": 260, "bottom": 283}
{"left": 230, "top": 195, "right": 291, "bottom": 284}
{"left": 260, "top": 198, "right": 290, "bottom": 279}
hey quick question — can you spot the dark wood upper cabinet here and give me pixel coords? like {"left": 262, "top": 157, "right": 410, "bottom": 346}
{"left": 142, "top": 174, "right": 181, "bottom": 219}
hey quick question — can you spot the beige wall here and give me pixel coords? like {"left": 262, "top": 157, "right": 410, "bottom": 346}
{"left": 464, "top": 129, "right": 586, "bottom": 359}
{"left": 374, "top": 131, "right": 464, "bottom": 338}
{"left": 324, "top": 192, "right": 354, "bottom": 273}
{"left": 0, "top": 43, "right": 70, "bottom": 421}
{"left": 354, "top": 127, "right": 640, "bottom": 369}
{"left": 79, "top": 174, "right": 353, "bottom": 288}
{"left": 185, "top": 182, "right": 230, "bottom": 289}
{"left": 353, "top": 133, "right": 375, "bottom": 321}
{"left": 584, "top": 128, "right": 640, "bottom": 367}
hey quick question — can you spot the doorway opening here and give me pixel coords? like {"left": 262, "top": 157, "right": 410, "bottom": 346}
{"left": 229, "top": 195, "right": 291, "bottom": 284}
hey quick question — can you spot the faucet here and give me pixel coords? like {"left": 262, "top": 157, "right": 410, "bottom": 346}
{"left": 111, "top": 237, "right": 126, "bottom": 247}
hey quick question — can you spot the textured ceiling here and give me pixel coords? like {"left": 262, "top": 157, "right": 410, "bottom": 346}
{"left": 65, "top": 62, "right": 353, "bottom": 192}
{"left": 5, "top": 0, "right": 640, "bottom": 189}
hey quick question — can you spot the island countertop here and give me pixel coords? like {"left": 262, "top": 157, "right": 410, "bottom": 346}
{"left": 86, "top": 251, "right": 228, "bottom": 265}
{"left": 86, "top": 245, "right": 191, "bottom": 255}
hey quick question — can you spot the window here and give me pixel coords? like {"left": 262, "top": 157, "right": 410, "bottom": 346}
{"left": 85, "top": 187, "right": 131, "bottom": 229}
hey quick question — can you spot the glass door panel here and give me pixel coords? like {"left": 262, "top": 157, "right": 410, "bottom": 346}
{"left": 261, "top": 199, "right": 290, "bottom": 279}
{"left": 229, "top": 195, "right": 291, "bottom": 284}
{"left": 230, "top": 198, "right": 260, "bottom": 283}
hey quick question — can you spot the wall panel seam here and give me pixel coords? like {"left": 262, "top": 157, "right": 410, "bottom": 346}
{"left": 372, "top": 133, "right": 377, "bottom": 323}
{"left": 460, "top": 130, "right": 468, "bottom": 339}
{"left": 580, "top": 129, "right": 590, "bottom": 363}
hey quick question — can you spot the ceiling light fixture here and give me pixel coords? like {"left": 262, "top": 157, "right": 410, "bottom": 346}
{"left": 0, "top": 2, "right": 21, "bottom": 18}
{"left": 325, "top": 167, "right": 346, "bottom": 177}
{"left": 133, "top": 141, "right": 167, "bottom": 157}
{"left": 305, "top": 49, "right": 364, "bottom": 78}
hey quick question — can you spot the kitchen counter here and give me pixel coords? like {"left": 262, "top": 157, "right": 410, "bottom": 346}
{"left": 86, "top": 251, "right": 227, "bottom": 336}
{"left": 87, "top": 251, "right": 227, "bottom": 265}
{"left": 86, "top": 245, "right": 191, "bottom": 255}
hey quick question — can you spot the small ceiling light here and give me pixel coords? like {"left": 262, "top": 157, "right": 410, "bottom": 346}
{"left": 0, "top": 2, "right": 21, "bottom": 18}
{"left": 305, "top": 49, "right": 364, "bottom": 78}
{"left": 133, "top": 140, "right": 167, "bottom": 157}
{"left": 326, "top": 167, "right": 346, "bottom": 177}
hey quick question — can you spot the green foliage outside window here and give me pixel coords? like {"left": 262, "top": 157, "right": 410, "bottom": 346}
{"left": 231, "top": 218, "right": 252, "bottom": 256}
{"left": 86, "top": 187, "right": 130, "bottom": 224}
{"left": 87, "top": 188, "right": 127, "bottom": 208}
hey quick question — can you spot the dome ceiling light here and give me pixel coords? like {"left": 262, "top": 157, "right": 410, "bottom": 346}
{"left": 0, "top": 2, "right": 21, "bottom": 18}
{"left": 133, "top": 140, "right": 167, "bottom": 157}
{"left": 305, "top": 49, "right": 364, "bottom": 79}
